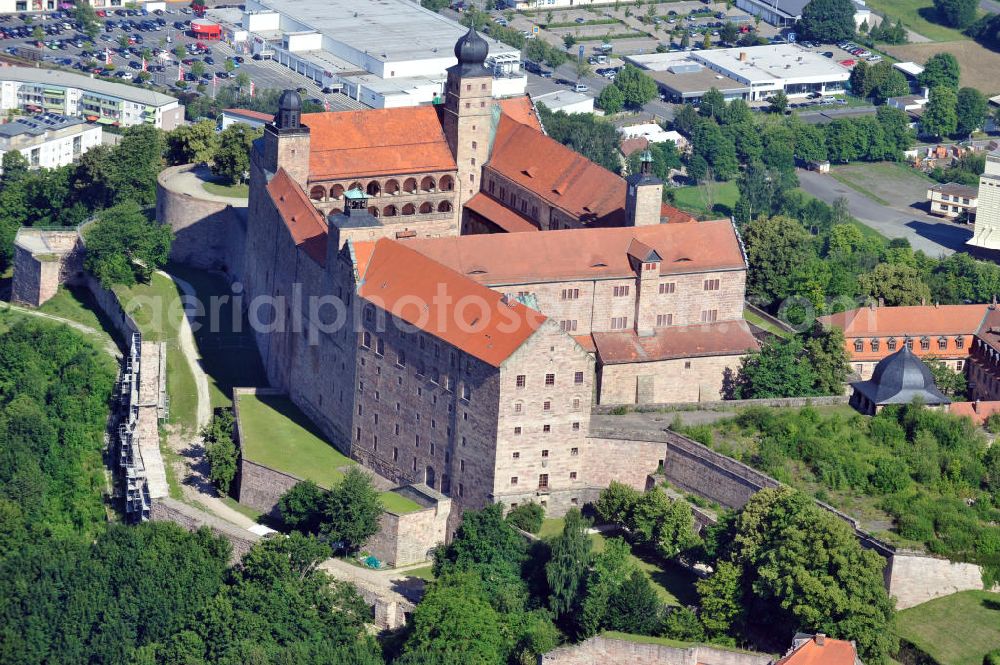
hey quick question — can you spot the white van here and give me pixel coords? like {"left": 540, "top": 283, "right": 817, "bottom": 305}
{"left": 574, "top": 83, "right": 589, "bottom": 93}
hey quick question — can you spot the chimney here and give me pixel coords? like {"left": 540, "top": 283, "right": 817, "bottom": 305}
{"left": 738, "top": 51, "right": 747, "bottom": 62}
{"left": 816, "top": 634, "right": 826, "bottom": 647}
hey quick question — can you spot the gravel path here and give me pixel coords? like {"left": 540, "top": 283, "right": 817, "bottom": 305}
{"left": 2, "top": 301, "right": 121, "bottom": 358}
{"left": 319, "top": 557, "right": 428, "bottom": 605}
{"left": 157, "top": 270, "right": 256, "bottom": 531}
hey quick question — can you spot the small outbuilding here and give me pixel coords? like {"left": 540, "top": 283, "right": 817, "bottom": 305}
{"left": 849, "top": 346, "right": 951, "bottom": 414}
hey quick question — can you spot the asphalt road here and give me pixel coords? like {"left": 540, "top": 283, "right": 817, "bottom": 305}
{"left": 796, "top": 168, "right": 971, "bottom": 257}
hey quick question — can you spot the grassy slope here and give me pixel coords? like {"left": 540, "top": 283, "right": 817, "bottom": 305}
{"left": 860, "top": 0, "right": 972, "bottom": 42}
{"left": 236, "top": 393, "right": 419, "bottom": 511}
{"left": 38, "top": 285, "right": 120, "bottom": 348}
{"left": 167, "top": 265, "right": 267, "bottom": 409}
{"left": 897, "top": 590, "right": 1000, "bottom": 665}
{"left": 671, "top": 181, "right": 739, "bottom": 218}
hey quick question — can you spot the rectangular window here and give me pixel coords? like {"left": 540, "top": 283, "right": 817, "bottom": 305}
{"left": 376, "top": 337, "right": 385, "bottom": 356}
{"left": 571, "top": 447, "right": 579, "bottom": 456}
{"left": 514, "top": 426, "right": 522, "bottom": 435}
{"left": 573, "top": 398, "right": 580, "bottom": 409}
{"left": 458, "top": 483, "right": 464, "bottom": 497}
{"left": 613, "top": 285, "right": 630, "bottom": 297}
{"left": 572, "top": 422, "right": 580, "bottom": 431}
{"left": 854, "top": 339, "right": 864, "bottom": 352}
{"left": 569, "top": 471, "right": 577, "bottom": 480}
{"left": 560, "top": 320, "right": 578, "bottom": 332}
{"left": 543, "top": 424, "right": 551, "bottom": 433}
{"left": 656, "top": 314, "right": 673, "bottom": 327}
{"left": 396, "top": 351, "right": 406, "bottom": 367}
{"left": 574, "top": 371, "right": 584, "bottom": 384}
{"left": 393, "top": 447, "right": 399, "bottom": 461}
{"left": 659, "top": 282, "right": 675, "bottom": 294}
{"left": 956, "top": 336, "right": 965, "bottom": 350}
{"left": 561, "top": 288, "right": 580, "bottom": 300}
{"left": 700, "top": 310, "right": 718, "bottom": 323}
{"left": 516, "top": 374, "right": 526, "bottom": 388}
{"left": 541, "top": 449, "right": 549, "bottom": 458}
{"left": 703, "top": 278, "right": 721, "bottom": 291}
{"left": 512, "top": 451, "right": 520, "bottom": 459}
{"left": 511, "top": 476, "right": 518, "bottom": 486}
{"left": 543, "top": 401, "right": 551, "bottom": 411}
{"left": 514, "top": 402, "right": 522, "bottom": 413}
{"left": 538, "top": 474, "right": 549, "bottom": 489}
{"left": 610, "top": 316, "right": 628, "bottom": 330}
{"left": 461, "top": 384, "right": 471, "bottom": 401}
{"left": 545, "top": 373, "right": 555, "bottom": 386}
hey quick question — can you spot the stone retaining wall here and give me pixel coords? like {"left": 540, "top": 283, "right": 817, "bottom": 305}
{"left": 540, "top": 636, "right": 774, "bottom": 665}
{"left": 150, "top": 497, "right": 261, "bottom": 564}
{"left": 591, "top": 395, "right": 848, "bottom": 415}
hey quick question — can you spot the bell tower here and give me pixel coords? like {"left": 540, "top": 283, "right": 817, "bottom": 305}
{"left": 261, "top": 89, "right": 311, "bottom": 187}
{"left": 626, "top": 150, "right": 663, "bottom": 227}
{"left": 442, "top": 27, "right": 493, "bottom": 209}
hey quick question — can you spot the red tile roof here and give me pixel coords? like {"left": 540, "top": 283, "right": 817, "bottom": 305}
{"left": 620, "top": 136, "right": 649, "bottom": 157}
{"left": 661, "top": 202, "right": 696, "bottom": 224}
{"left": 223, "top": 108, "right": 274, "bottom": 123}
{"left": 266, "top": 168, "right": 328, "bottom": 266}
{"left": 464, "top": 192, "right": 539, "bottom": 233}
{"left": 488, "top": 114, "right": 627, "bottom": 226}
{"left": 593, "top": 320, "right": 759, "bottom": 364}
{"left": 821, "top": 305, "right": 989, "bottom": 338}
{"left": 949, "top": 401, "right": 1000, "bottom": 426}
{"left": 497, "top": 96, "right": 542, "bottom": 131}
{"left": 776, "top": 636, "right": 858, "bottom": 665}
{"left": 355, "top": 238, "right": 547, "bottom": 367}
{"left": 303, "top": 107, "right": 456, "bottom": 181}
{"left": 399, "top": 221, "right": 746, "bottom": 286}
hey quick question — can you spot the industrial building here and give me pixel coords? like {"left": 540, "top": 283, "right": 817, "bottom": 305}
{"left": 0, "top": 113, "right": 102, "bottom": 171}
{"left": 0, "top": 67, "right": 183, "bottom": 129}
{"left": 237, "top": 0, "right": 526, "bottom": 108}
{"left": 627, "top": 45, "right": 851, "bottom": 103}
{"left": 735, "top": 0, "right": 874, "bottom": 28}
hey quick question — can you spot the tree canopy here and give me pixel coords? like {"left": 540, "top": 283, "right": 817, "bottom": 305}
{"left": 917, "top": 53, "right": 961, "bottom": 89}
{"left": 799, "top": 0, "right": 858, "bottom": 42}
{"left": 83, "top": 201, "right": 174, "bottom": 288}
{"left": 932, "top": 0, "right": 978, "bottom": 28}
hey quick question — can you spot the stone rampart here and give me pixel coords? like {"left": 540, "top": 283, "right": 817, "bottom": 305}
{"left": 84, "top": 274, "right": 142, "bottom": 342}
{"left": 886, "top": 551, "right": 996, "bottom": 609}
{"left": 150, "top": 497, "right": 261, "bottom": 563}
{"left": 591, "top": 395, "right": 848, "bottom": 415}
{"left": 10, "top": 228, "right": 85, "bottom": 307}
{"left": 156, "top": 163, "right": 247, "bottom": 275}
{"left": 366, "top": 484, "right": 451, "bottom": 567}
{"left": 540, "top": 635, "right": 774, "bottom": 665}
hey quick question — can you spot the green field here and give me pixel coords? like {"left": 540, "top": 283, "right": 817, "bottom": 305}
{"left": 167, "top": 265, "right": 267, "bottom": 409}
{"left": 404, "top": 565, "right": 436, "bottom": 581}
{"left": 671, "top": 181, "right": 739, "bottom": 218}
{"left": 202, "top": 181, "right": 249, "bottom": 199}
{"left": 236, "top": 393, "right": 421, "bottom": 512}
{"left": 538, "top": 519, "right": 698, "bottom": 606}
{"left": 38, "top": 285, "right": 119, "bottom": 348}
{"left": 897, "top": 591, "right": 1000, "bottom": 665}
{"left": 861, "top": 0, "right": 974, "bottom": 42}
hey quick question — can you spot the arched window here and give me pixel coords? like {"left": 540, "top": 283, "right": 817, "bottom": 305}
{"left": 439, "top": 174, "right": 454, "bottom": 191}
{"left": 330, "top": 184, "right": 344, "bottom": 199}
{"left": 329, "top": 207, "right": 343, "bottom": 215}
{"left": 383, "top": 205, "right": 398, "bottom": 217}
{"left": 349, "top": 181, "right": 363, "bottom": 192}
{"left": 309, "top": 185, "right": 326, "bottom": 201}
{"left": 419, "top": 201, "right": 433, "bottom": 214}
{"left": 425, "top": 465, "right": 436, "bottom": 489}
{"left": 385, "top": 179, "right": 400, "bottom": 195}
{"left": 366, "top": 180, "right": 381, "bottom": 196}
{"left": 403, "top": 178, "right": 418, "bottom": 194}
{"left": 368, "top": 206, "right": 380, "bottom": 218}
{"left": 421, "top": 175, "right": 436, "bottom": 192}
{"left": 402, "top": 203, "right": 416, "bottom": 216}
{"left": 437, "top": 200, "right": 452, "bottom": 213}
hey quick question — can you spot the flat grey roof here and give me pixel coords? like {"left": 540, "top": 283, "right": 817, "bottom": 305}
{"left": 695, "top": 45, "right": 851, "bottom": 82}
{"left": 247, "top": 0, "right": 517, "bottom": 63}
{"left": 650, "top": 68, "right": 749, "bottom": 95}
{"left": 0, "top": 66, "right": 178, "bottom": 107}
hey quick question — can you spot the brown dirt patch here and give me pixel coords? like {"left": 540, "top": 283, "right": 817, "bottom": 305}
{"left": 884, "top": 41, "right": 1000, "bottom": 94}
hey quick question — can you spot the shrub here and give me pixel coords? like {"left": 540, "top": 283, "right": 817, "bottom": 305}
{"left": 506, "top": 502, "right": 544, "bottom": 533}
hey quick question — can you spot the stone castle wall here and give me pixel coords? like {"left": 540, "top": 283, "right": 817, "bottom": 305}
{"left": 11, "top": 229, "right": 85, "bottom": 307}
{"left": 150, "top": 497, "right": 261, "bottom": 563}
{"left": 540, "top": 636, "right": 774, "bottom": 665}
{"left": 156, "top": 164, "right": 247, "bottom": 275}
{"left": 886, "top": 551, "right": 996, "bottom": 609}
{"left": 366, "top": 485, "right": 451, "bottom": 567}
{"left": 598, "top": 353, "right": 745, "bottom": 405}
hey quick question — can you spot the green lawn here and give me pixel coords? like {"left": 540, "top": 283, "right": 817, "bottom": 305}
{"left": 236, "top": 393, "right": 418, "bottom": 510}
{"left": 405, "top": 565, "right": 436, "bottom": 581}
{"left": 671, "top": 181, "right": 739, "bottom": 218}
{"left": 898, "top": 591, "right": 1000, "bottom": 665}
{"left": 202, "top": 181, "right": 249, "bottom": 199}
{"left": 538, "top": 519, "right": 698, "bottom": 606}
{"left": 167, "top": 265, "right": 267, "bottom": 409}
{"left": 38, "top": 285, "right": 120, "bottom": 348}
{"left": 861, "top": 0, "right": 974, "bottom": 41}
{"left": 744, "top": 309, "right": 791, "bottom": 339}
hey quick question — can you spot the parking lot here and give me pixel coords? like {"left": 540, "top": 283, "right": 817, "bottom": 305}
{"left": 0, "top": 7, "right": 361, "bottom": 115}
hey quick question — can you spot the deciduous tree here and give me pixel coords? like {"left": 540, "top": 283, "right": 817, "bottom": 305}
{"left": 83, "top": 201, "right": 173, "bottom": 287}
{"left": 799, "top": 0, "right": 857, "bottom": 43}
{"left": 921, "top": 86, "right": 958, "bottom": 138}
{"left": 955, "top": 86, "right": 988, "bottom": 136}
{"left": 918, "top": 53, "right": 960, "bottom": 89}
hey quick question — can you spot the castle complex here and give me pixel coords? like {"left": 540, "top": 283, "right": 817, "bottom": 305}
{"left": 237, "top": 27, "right": 758, "bottom": 519}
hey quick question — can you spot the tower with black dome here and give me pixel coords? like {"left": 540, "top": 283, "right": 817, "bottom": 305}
{"left": 261, "top": 89, "right": 311, "bottom": 187}
{"left": 442, "top": 27, "right": 493, "bottom": 209}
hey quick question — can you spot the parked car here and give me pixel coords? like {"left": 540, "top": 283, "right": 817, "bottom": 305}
{"left": 573, "top": 83, "right": 589, "bottom": 92}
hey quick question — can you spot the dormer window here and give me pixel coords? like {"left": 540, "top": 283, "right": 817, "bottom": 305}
{"left": 887, "top": 337, "right": 897, "bottom": 351}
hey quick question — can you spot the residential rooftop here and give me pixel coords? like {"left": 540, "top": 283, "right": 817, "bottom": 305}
{"left": 820, "top": 304, "right": 989, "bottom": 338}
{"left": 929, "top": 182, "right": 978, "bottom": 198}
{"left": 0, "top": 112, "right": 85, "bottom": 138}
{"left": 0, "top": 66, "right": 179, "bottom": 106}
{"left": 648, "top": 67, "right": 749, "bottom": 96}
